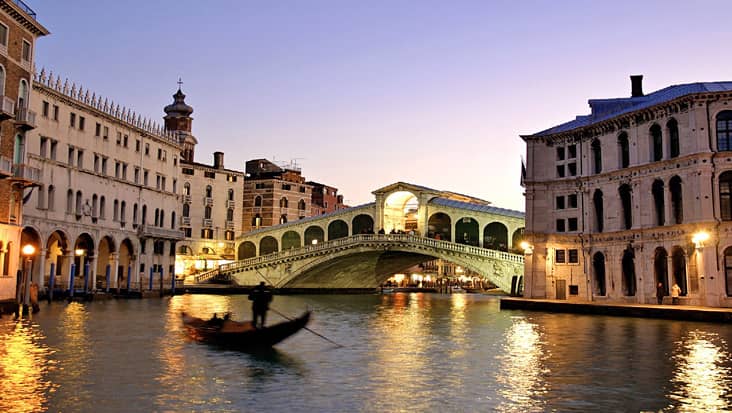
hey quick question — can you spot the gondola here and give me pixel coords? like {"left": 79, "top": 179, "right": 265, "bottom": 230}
{"left": 181, "top": 310, "right": 311, "bottom": 349}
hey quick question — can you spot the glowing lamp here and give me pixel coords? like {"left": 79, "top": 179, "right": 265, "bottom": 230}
{"left": 21, "top": 244, "right": 36, "bottom": 256}
{"left": 520, "top": 241, "right": 534, "bottom": 255}
{"left": 75, "top": 248, "right": 86, "bottom": 256}
{"left": 692, "top": 231, "right": 710, "bottom": 250}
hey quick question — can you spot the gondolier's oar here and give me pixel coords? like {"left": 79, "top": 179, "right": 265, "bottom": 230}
{"left": 253, "top": 268, "right": 343, "bottom": 348}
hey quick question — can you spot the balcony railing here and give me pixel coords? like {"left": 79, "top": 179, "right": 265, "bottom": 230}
{"left": 225, "top": 220, "right": 235, "bottom": 230}
{"left": 14, "top": 107, "right": 36, "bottom": 130}
{"left": 183, "top": 194, "right": 192, "bottom": 203}
{"left": 12, "top": 163, "right": 40, "bottom": 183}
{"left": 137, "top": 224, "right": 184, "bottom": 240}
{"left": 12, "top": 0, "right": 37, "bottom": 18}
{"left": 226, "top": 200, "right": 235, "bottom": 209}
{"left": 202, "top": 218, "right": 213, "bottom": 227}
{"left": 0, "top": 156, "right": 12, "bottom": 177}
{"left": 204, "top": 197, "right": 213, "bottom": 206}
{"left": 0, "top": 96, "right": 14, "bottom": 120}
{"left": 180, "top": 216, "right": 191, "bottom": 226}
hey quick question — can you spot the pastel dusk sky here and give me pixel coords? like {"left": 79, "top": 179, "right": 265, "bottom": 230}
{"left": 31, "top": 0, "right": 732, "bottom": 211}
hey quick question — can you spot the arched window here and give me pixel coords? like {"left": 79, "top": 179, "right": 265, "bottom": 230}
{"left": 725, "top": 247, "right": 732, "bottom": 296}
{"left": 650, "top": 124, "right": 663, "bottom": 162}
{"left": 18, "top": 78, "right": 28, "bottom": 109}
{"left": 252, "top": 214, "right": 262, "bottom": 228}
{"left": 205, "top": 185, "right": 212, "bottom": 198}
{"left": 716, "top": 111, "right": 732, "bottom": 151}
{"left": 621, "top": 247, "right": 637, "bottom": 296}
{"left": 204, "top": 206, "right": 212, "bottom": 219}
{"left": 619, "top": 184, "right": 632, "bottom": 230}
{"left": 92, "top": 194, "right": 98, "bottom": 218}
{"left": 75, "top": 191, "right": 82, "bottom": 215}
{"left": 671, "top": 247, "right": 687, "bottom": 296}
{"left": 280, "top": 197, "right": 288, "bottom": 208}
{"left": 668, "top": 118, "right": 680, "bottom": 158}
{"left": 591, "top": 139, "right": 602, "bottom": 174}
{"left": 133, "top": 203, "right": 138, "bottom": 224}
{"left": 120, "top": 201, "right": 126, "bottom": 223}
{"left": 227, "top": 208, "right": 234, "bottom": 221}
{"left": 593, "top": 189, "right": 604, "bottom": 232}
{"left": 114, "top": 199, "right": 119, "bottom": 221}
{"left": 47, "top": 185, "right": 55, "bottom": 211}
{"left": 720, "top": 171, "right": 732, "bottom": 221}
{"left": 66, "top": 189, "right": 73, "bottom": 213}
{"left": 184, "top": 182, "right": 191, "bottom": 196}
{"left": 280, "top": 214, "right": 288, "bottom": 224}
{"left": 13, "top": 133, "right": 24, "bottom": 165}
{"left": 182, "top": 203, "right": 190, "bottom": 217}
{"left": 171, "top": 211, "right": 176, "bottom": 229}
{"left": 670, "top": 176, "right": 683, "bottom": 224}
{"left": 298, "top": 199, "right": 306, "bottom": 210}
{"left": 159, "top": 209, "right": 165, "bottom": 227}
{"left": 141, "top": 204, "right": 147, "bottom": 225}
{"left": 618, "top": 132, "right": 630, "bottom": 168}
{"left": 0, "top": 65, "right": 6, "bottom": 96}
{"left": 154, "top": 208, "right": 159, "bottom": 226}
{"left": 254, "top": 196, "right": 262, "bottom": 207}
{"left": 593, "top": 252, "right": 606, "bottom": 296}
{"left": 654, "top": 247, "right": 669, "bottom": 297}
{"left": 100, "top": 196, "right": 106, "bottom": 219}
{"left": 652, "top": 179, "right": 665, "bottom": 226}
{"left": 228, "top": 189, "right": 234, "bottom": 201}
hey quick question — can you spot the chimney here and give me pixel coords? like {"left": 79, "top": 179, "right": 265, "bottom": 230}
{"left": 213, "top": 151, "right": 224, "bottom": 169}
{"left": 630, "top": 75, "right": 644, "bottom": 97}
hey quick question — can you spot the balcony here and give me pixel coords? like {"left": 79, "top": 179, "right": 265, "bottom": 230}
{"left": 226, "top": 200, "right": 235, "bottom": 209}
{"left": 14, "top": 107, "right": 36, "bottom": 130}
{"left": 203, "top": 197, "right": 213, "bottom": 206}
{"left": 10, "top": 163, "right": 40, "bottom": 186}
{"left": 136, "top": 224, "right": 184, "bottom": 240}
{"left": 0, "top": 156, "right": 12, "bottom": 178}
{"left": 225, "top": 220, "right": 235, "bottom": 230}
{"left": 180, "top": 216, "right": 191, "bottom": 226}
{"left": 0, "top": 97, "right": 14, "bottom": 121}
{"left": 183, "top": 194, "right": 191, "bottom": 203}
{"left": 202, "top": 218, "right": 213, "bottom": 228}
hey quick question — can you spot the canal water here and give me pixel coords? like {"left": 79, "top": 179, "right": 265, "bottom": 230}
{"left": 1, "top": 293, "right": 731, "bottom": 412}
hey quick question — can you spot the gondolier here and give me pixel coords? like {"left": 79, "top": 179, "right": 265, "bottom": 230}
{"left": 249, "top": 281, "right": 273, "bottom": 328}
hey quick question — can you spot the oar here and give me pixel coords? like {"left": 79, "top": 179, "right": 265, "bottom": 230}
{"left": 253, "top": 268, "right": 343, "bottom": 348}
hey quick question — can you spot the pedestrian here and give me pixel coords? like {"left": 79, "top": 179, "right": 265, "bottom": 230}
{"left": 248, "top": 281, "right": 273, "bottom": 328}
{"left": 671, "top": 283, "right": 681, "bottom": 305}
{"left": 656, "top": 282, "right": 664, "bottom": 305}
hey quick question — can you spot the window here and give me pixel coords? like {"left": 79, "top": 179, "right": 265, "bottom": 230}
{"left": 670, "top": 176, "right": 683, "bottom": 224}
{"left": 204, "top": 171, "right": 215, "bottom": 179}
{"left": 142, "top": 205, "right": 147, "bottom": 225}
{"left": 95, "top": 123, "right": 101, "bottom": 137}
{"left": 568, "top": 194, "right": 577, "bottom": 208}
{"left": 725, "top": 247, "right": 732, "bottom": 296}
{"left": 650, "top": 124, "right": 663, "bottom": 161}
{"left": 591, "top": 139, "right": 602, "bottom": 174}
{"left": 618, "top": 132, "right": 630, "bottom": 168}
{"left": 205, "top": 185, "right": 212, "bottom": 198}
{"left": 43, "top": 101, "right": 49, "bottom": 117}
{"left": 134, "top": 167, "right": 140, "bottom": 183}
{"left": 50, "top": 140, "right": 57, "bottom": 160}
{"left": 556, "top": 143, "right": 577, "bottom": 177}
{"left": 182, "top": 203, "right": 189, "bottom": 218}
{"left": 47, "top": 186, "right": 55, "bottom": 211}
{"left": 668, "top": 119, "right": 680, "bottom": 158}
{"left": 555, "top": 249, "right": 566, "bottom": 263}
{"left": 717, "top": 111, "right": 732, "bottom": 151}
{"left": 136, "top": 139, "right": 140, "bottom": 152}
{"left": 120, "top": 201, "right": 126, "bottom": 223}
{"left": 145, "top": 143, "right": 150, "bottom": 156}
{"left": 123, "top": 135, "right": 128, "bottom": 148}
{"left": 568, "top": 249, "right": 579, "bottom": 264}
{"left": 225, "top": 231, "right": 234, "bottom": 241}
{"left": 67, "top": 146, "right": 74, "bottom": 166}
{"left": 567, "top": 144, "right": 576, "bottom": 159}
{"left": 556, "top": 147, "right": 565, "bottom": 161}
{"left": 99, "top": 196, "right": 106, "bottom": 219}
{"left": 619, "top": 184, "right": 633, "bottom": 230}
{"left": 101, "top": 157, "right": 108, "bottom": 175}
{"left": 103, "top": 126, "right": 109, "bottom": 139}
{"left": 556, "top": 196, "right": 565, "bottom": 210}
{"left": 66, "top": 189, "right": 73, "bottom": 213}
{"left": 254, "top": 196, "right": 262, "bottom": 207}
{"left": 227, "top": 174, "right": 236, "bottom": 182}
{"left": 113, "top": 199, "right": 119, "bottom": 221}
{"left": 280, "top": 214, "right": 288, "bottom": 224}
{"left": 184, "top": 183, "right": 191, "bottom": 196}
{"left": 69, "top": 113, "right": 76, "bottom": 128}
{"left": 133, "top": 204, "right": 139, "bottom": 224}
{"left": 0, "top": 23, "right": 7, "bottom": 47}
{"left": 40, "top": 137, "right": 48, "bottom": 158}
{"left": 568, "top": 217, "right": 578, "bottom": 232}
{"left": 720, "top": 171, "right": 732, "bottom": 220}
{"left": 556, "top": 165, "right": 565, "bottom": 178}
{"left": 171, "top": 211, "right": 176, "bottom": 230}
{"left": 298, "top": 199, "right": 306, "bottom": 210}
{"left": 652, "top": 179, "right": 665, "bottom": 226}
{"left": 144, "top": 170, "right": 149, "bottom": 186}
{"left": 77, "top": 150, "right": 84, "bottom": 169}
{"left": 280, "top": 197, "right": 288, "bottom": 208}
{"left": 227, "top": 208, "right": 234, "bottom": 221}
{"left": 157, "top": 148, "right": 162, "bottom": 159}
{"left": 201, "top": 229, "right": 214, "bottom": 239}
{"left": 36, "top": 184, "right": 45, "bottom": 209}
{"left": 556, "top": 219, "right": 566, "bottom": 232}
{"left": 21, "top": 40, "right": 31, "bottom": 62}
{"left": 204, "top": 206, "right": 212, "bottom": 219}
{"left": 182, "top": 168, "right": 194, "bottom": 175}
{"left": 593, "top": 189, "right": 604, "bottom": 232}
{"left": 116, "top": 132, "right": 122, "bottom": 145}
{"left": 53, "top": 105, "right": 59, "bottom": 121}
{"left": 122, "top": 164, "right": 128, "bottom": 180}
{"left": 228, "top": 189, "right": 234, "bottom": 201}
{"left": 79, "top": 116, "right": 85, "bottom": 131}
{"left": 115, "top": 161, "right": 120, "bottom": 178}
{"left": 282, "top": 184, "right": 291, "bottom": 190}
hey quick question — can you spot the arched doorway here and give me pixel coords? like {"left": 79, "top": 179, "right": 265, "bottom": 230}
{"left": 352, "top": 214, "right": 374, "bottom": 235}
{"left": 260, "top": 236, "right": 278, "bottom": 255}
{"left": 427, "top": 213, "right": 451, "bottom": 241}
{"left": 621, "top": 247, "right": 636, "bottom": 296}
{"left": 118, "top": 238, "right": 134, "bottom": 290}
{"left": 238, "top": 241, "right": 256, "bottom": 259}
{"left": 511, "top": 228, "right": 525, "bottom": 253}
{"left": 671, "top": 246, "right": 687, "bottom": 296}
{"left": 20, "top": 227, "right": 41, "bottom": 292}
{"left": 654, "top": 247, "right": 669, "bottom": 296}
{"left": 592, "top": 252, "right": 606, "bottom": 296}
{"left": 304, "top": 226, "right": 325, "bottom": 245}
{"left": 383, "top": 191, "right": 418, "bottom": 233}
{"left": 96, "top": 236, "right": 116, "bottom": 290}
{"left": 483, "top": 222, "right": 508, "bottom": 251}
{"left": 73, "top": 233, "right": 95, "bottom": 292}
{"left": 282, "top": 231, "right": 301, "bottom": 250}
{"left": 45, "top": 230, "right": 69, "bottom": 290}
{"left": 455, "top": 217, "right": 479, "bottom": 246}
{"left": 327, "top": 220, "right": 348, "bottom": 240}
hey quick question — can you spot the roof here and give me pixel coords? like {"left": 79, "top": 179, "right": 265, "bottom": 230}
{"left": 529, "top": 81, "right": 732, "bottom": 137}
{"left": 429, "top": 197, "right": 524, "bottom": 218}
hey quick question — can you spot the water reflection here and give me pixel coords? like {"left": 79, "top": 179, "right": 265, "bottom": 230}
{"left": 668, "top": 330, "right": 732, "bottom": 412}
{"left": 0, "top": 319, "right": 54, "bottom": 413}
{"left": 495, "top": 316, "right": 548, "bottom": 412}
{"left": 56, "top": 302, "right": 92, "bottom": 410}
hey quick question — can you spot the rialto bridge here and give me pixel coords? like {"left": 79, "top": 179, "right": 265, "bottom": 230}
{"left": 198, "top": 182, "right": 526, "bottom": 292}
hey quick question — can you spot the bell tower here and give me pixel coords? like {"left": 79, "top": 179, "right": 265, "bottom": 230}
{"left": 164, "top": 79, "right": 197, "bottom": 162}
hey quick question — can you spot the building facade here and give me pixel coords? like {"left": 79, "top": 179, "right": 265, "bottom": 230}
{"left": 24, "top": 71, "right": 183, "bottom": 294}
{"left": 241, "top": 159, "right": 313, "bottom": 233}
{"left": 0, "top": 0, "right": 47, "bottom": 304}
{"left": 308, "top": 181, "right": 345, "bottom": 215}
{"left": 522, "top": 75, "right": 732, "bottom": 307}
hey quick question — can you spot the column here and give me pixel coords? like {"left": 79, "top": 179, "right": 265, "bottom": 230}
{"left": 66, "top": 253, "right": 75, "bottom": 289}
{"left": 0, "top": 245, "right": 7, "bottom": 277}
{"left": 34, "top": 248, "right": 47, "bottom": 290}
{"left": 110, "top": 253, "right": 119, "bottom": 288}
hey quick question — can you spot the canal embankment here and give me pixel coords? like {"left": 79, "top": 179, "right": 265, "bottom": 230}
{"left": 500, "top": 297, "right": 732, "bottom": 323}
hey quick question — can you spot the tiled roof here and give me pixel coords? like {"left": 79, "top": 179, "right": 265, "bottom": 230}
{"left": 531, "top": 82, "right": 732, "bottom": 137}
{"left": 429, "top": 197, "right": 524, "bottom": 218}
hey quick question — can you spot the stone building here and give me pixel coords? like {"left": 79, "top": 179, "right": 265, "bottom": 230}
{"left": 0, "top": 0, "right": 47, "bottom": 305}
{"left": 308, "top": 181, "right": 346, "bottom": 215}
{"left": 521, "top": 75, "right": 732, "bottom": 307}
{"left": 24, "top": 71, "right": 183, "bottom": 294}
{"left": 241, "top": 159, "right": 313, "bottom": 233}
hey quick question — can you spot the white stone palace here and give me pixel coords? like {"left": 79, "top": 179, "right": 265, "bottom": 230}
{"left": 522, "top": 75, "right": 732, "bottom": 307}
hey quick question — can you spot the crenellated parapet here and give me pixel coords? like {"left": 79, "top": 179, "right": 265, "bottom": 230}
{"left": 34, "top": 68, "right": 182, "bottom": 146}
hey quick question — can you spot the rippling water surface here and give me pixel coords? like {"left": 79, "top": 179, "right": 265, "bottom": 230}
{"left": 1, "top": 293, "right": 732, "bottom": 412}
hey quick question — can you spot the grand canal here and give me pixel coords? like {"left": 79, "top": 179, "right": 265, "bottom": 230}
{"left": 1, "top": 293, "right": 731, "bottom": 412}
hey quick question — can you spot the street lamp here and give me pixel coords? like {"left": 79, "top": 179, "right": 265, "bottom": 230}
{"left": 21, "top": 244, "right": 36, "bottom": 313}
{"left": 692, "top": 231, "right": 710, "bottom": 250}
{"left": 520, "top": 241, "right": 534, "bottom": 255}
{"left": 75, "top": 248, "right": 87, "bottom": 294}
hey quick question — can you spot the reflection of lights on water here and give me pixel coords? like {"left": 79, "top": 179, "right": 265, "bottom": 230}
{"left": 496, "top": 317, "right": 548, "bottom": 412}
{"left": 0, "top": 321, "right": 54, "bottom": 413}
{"left": 448, "top": 294, "right": 467, "bottom": 355}
{"left": 668, "top": 331, "right": 732, "bottom": 412}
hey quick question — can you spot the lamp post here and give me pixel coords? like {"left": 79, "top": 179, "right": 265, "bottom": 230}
{"left": 21, "top": 244, "right": 36, "bottom": 314}
{"left": 75, "top": 248, "right": 87, "bottom": 295}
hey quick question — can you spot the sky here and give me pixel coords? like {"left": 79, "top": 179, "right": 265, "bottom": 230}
{"left": 30, "top": 0, "right": 732, "bottom": 211}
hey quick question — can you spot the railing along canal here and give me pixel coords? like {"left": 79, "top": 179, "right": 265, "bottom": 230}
{"left": 218, "top": 234, "right": 524, "bottom": 276}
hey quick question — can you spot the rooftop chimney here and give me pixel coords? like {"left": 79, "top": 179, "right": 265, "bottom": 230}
{"left": 630, "top": 75, "right": 644, "bottom": 97}
{"left": 213, "top": 151, "right": 224, "bottom": 169}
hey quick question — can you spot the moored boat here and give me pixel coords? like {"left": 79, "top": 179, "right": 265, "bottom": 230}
{"left": 181, "top": 311, "right": 311, "bottom": 349}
